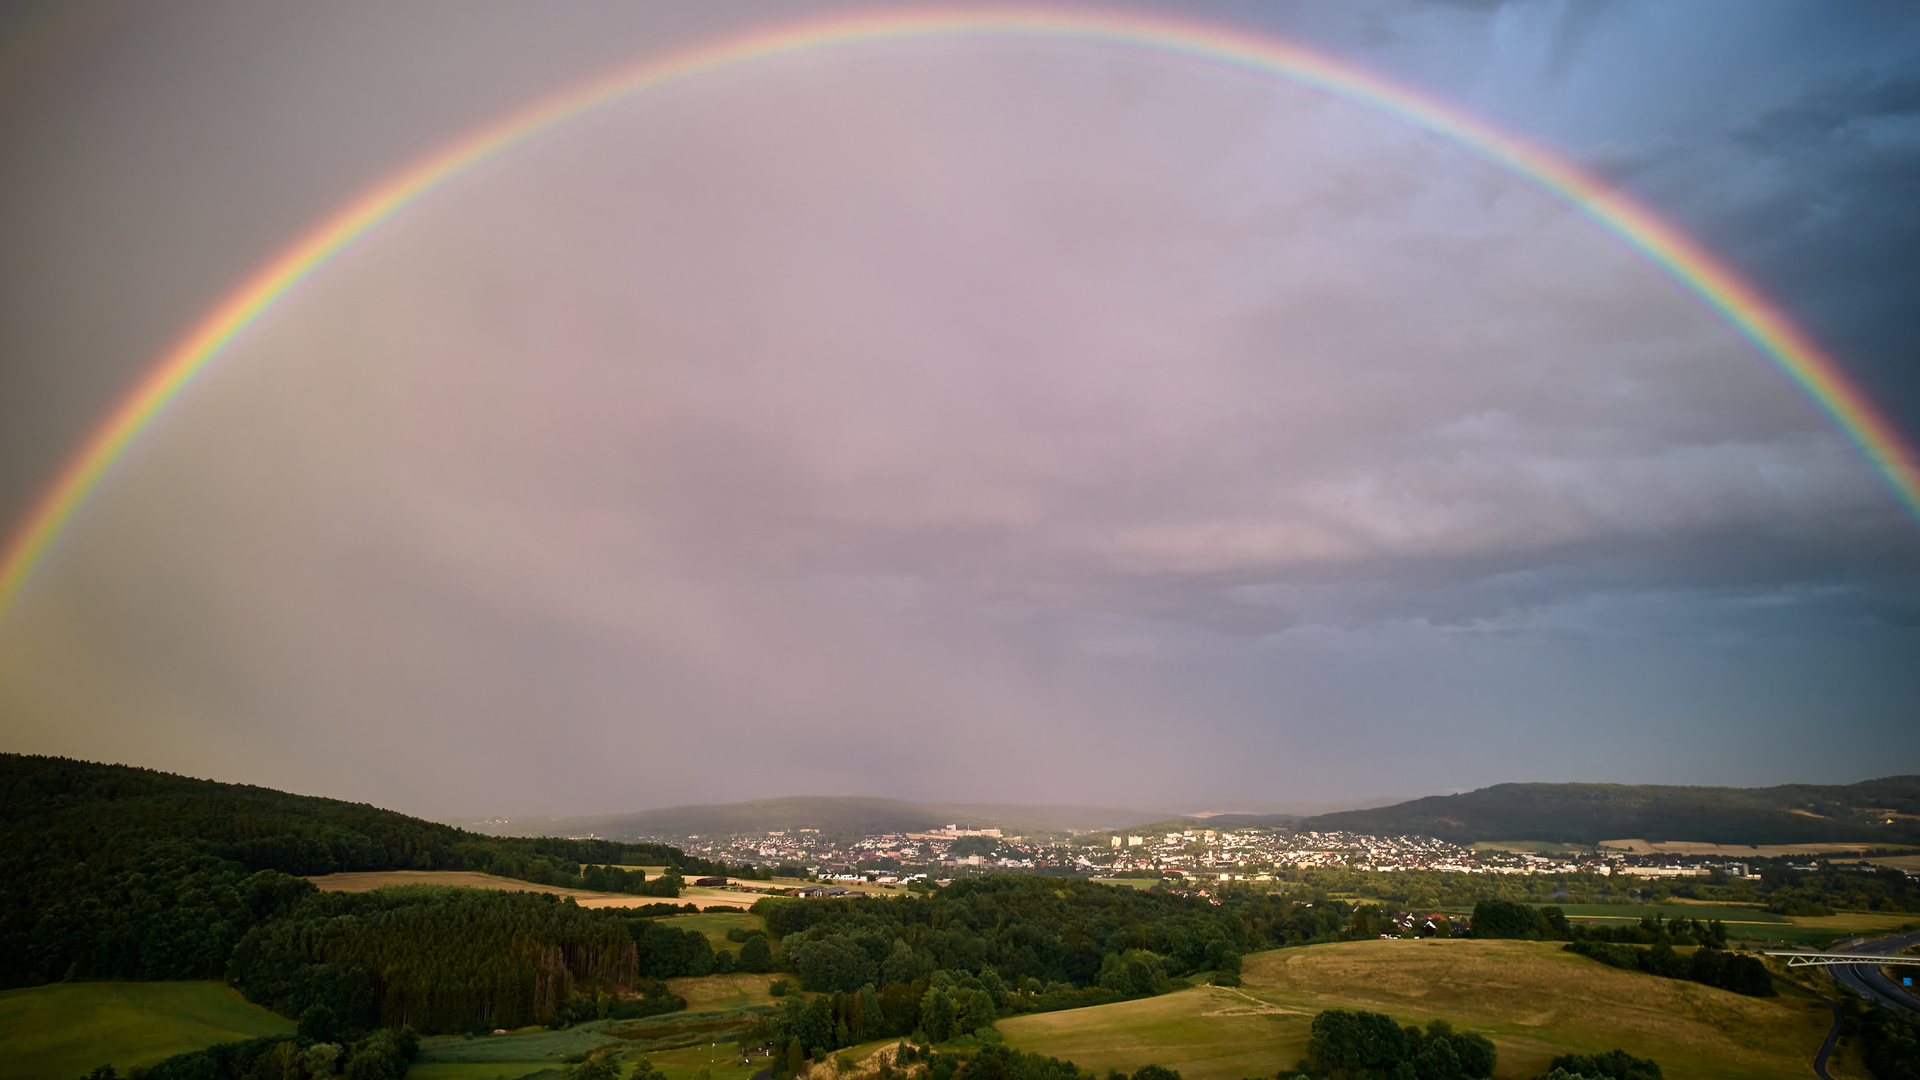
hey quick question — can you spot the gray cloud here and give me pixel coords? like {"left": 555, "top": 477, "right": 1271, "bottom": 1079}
{"left": 2, "top": 4, "right": 1918, "bottom": 815}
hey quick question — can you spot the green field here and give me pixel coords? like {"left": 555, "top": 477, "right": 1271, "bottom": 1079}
{"left": 415, "top": 998, "right": 778, "bottom": 1080}
{"left": 1000, "top": 939, "right": 1832, "bottom": 1080}
{"left": 0, "top": 981, "right": 295, "bottom": 1080}
{"left": 657, "top": 910, "right": 766, "bottom": 950}
{"left": 1544, "top": 903, "right": 1788, "bottom": 924}
{"left": 1473, "top": 840, "right": 1596, "bottom": 855}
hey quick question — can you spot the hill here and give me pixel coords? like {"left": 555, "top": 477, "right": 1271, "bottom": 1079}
{"left": 1300, "top": 777, "right": 1920, "bottom": 846}
{"left": 1000, "top": 939, "right": 1832, "bottom": 1080}
{"left": 474, "top": 796, "right": 1174, "bottom": 840}
{"left": 0, "top": 754, "right": 723, "bottom": 990}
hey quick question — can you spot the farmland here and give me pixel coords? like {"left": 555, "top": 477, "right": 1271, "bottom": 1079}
{"left": 0, "top": 981, "right": 294, "bottom": 1080}
{"left": 307, "top": 869, "right": 763, "bottom": 909}
{"left": 1001, "top": 939, "right": 1833, "bottom": 1080}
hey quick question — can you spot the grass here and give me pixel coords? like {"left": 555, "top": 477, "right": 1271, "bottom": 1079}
{"left": 1001, "top": 939, "right": 1833, "bottom": 1080}
{"left": 999, "top": 986, "right": 1303, "bottom": 1080}
{"left": 1473, "top": 840, "right": 1596, "bottom": 855}
{"left": 657, "top": 911, "right": 767, "bottom": 951}
{"left": 1540, "top": 903, "right": 1788, "bottom": 923}
{"left": 407, "top": 1065, "right": 558, "bottom": 1080}
{"left": 0, "top": 981, "right": 295, "bottom": 1080}
{"left": 416, "top": 1004, "right": 776, "bottom": 1080}
{"left": 665, "top": 972, "right": 785, "bottom": 1012}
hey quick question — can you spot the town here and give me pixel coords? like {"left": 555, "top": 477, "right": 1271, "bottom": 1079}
{"left": 624, "top": 823, "right": 1777, "bottom": 885}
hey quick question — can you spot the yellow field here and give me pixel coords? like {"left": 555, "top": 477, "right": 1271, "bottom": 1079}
{"left": 1001, "top": 939, "right": 1833, "bottom": 1080}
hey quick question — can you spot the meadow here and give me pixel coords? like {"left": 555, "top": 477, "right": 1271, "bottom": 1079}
{"left": 0, "top": 981, "right": 294, "bottom": 1080}
{"left": 1000, "top": 939, "right": 1833, "bottom": 1080}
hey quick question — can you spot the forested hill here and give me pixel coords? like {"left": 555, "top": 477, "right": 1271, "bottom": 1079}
{"left": 0, "top": 753, "right": 723, "bottom": 877}
{"left": 0, "top": 753, "right": 742, "bottom": 989}
{"left": 1300, "top": 777, "right": 1920, "bottom": 846}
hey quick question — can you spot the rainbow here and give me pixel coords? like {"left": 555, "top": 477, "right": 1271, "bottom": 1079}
{"left": 4, "top": 7, "right": 1917, "bottom": 618}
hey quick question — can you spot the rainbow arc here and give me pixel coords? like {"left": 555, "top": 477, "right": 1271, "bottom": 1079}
{"left": 3, "top": 8, "right": 1916, "bottom": 618}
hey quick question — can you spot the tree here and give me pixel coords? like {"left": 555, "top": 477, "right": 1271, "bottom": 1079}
{"left": 1470, "top": 899, "right": 1550, "bottom": 940}
{"left": 789, "top": 935, "right": 878, "bottom": 993}
{"left": 923, "top": 987, "right": 956, "bottom": 1043}
{"left": 1306, "top": 1009, "right": 1410, "bottom": 1075}
{"left": 740, "top": 934, "right": 773, "bottom": 973}
{"left": 568, "top": 1053, "right": 623, "bottom": 1080}
{"left": 1211, "top": 952, "right": 1242, "bottom": 987}
{"left": 861, "top": 984, "right": 886, "bottom": 1041}
{"left": 1539, "top": 1049, "right": 1663, "bottom": 1080}
{"left": 881, "top": 940, "right": 922, "bottom": 985}
{"left": 787, "top": 1038, "right": 807, "bottom": 1079}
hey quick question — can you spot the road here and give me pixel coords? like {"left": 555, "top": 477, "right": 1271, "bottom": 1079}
{"left": 1827, "top": 929, "right": 1920, "bottom": 1016}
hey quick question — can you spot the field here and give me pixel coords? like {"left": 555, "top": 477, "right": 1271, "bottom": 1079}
{"left": 1472, "top": 840, "right": 1596, "bottom": 855}
{"left": 0, "top": 981, "right": 295, "bottom": 1080}
{"left": 1545, "top": 903, "right": 1786, "bottom": 923}
{"left": 305, "top": 870, "right": 763, "bottom": 909}
{"left": 657, "top": 910, "right": 767, "bottom": 950}
{"left": 1000, "top": 939, "right": 1832, "bottom": 1080}
{"left": 1537, "top": 902, "right": 1917, "bottom": 945}
{"left": 414, "top": 997, "right": 779, "bottom": 1080}
{"left": 665, "top": 972, "right": 786, "bottom": 1012}
{"left": 1597, "top": 839, "right": 1910, "bottom": 857}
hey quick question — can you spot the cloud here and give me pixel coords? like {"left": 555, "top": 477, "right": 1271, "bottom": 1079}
{"left": 4, "top": 26, "right": 1917, "bottom": 813}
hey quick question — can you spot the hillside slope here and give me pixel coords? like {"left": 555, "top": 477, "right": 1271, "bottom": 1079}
{"left": 1300, "top": 777, "right": 1920, "bottom": 845}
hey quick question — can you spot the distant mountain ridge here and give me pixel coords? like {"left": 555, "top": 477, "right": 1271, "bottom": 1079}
{"left": 457, "top": 796, "right": 1182, "bottom": 840}
{"left": 1297, "top": 777, "right": 1920, "bottom": 846}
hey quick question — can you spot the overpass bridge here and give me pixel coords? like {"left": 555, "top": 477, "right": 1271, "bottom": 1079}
{"left": 1764, "top": 950, "right": 1920, "bottom": 969}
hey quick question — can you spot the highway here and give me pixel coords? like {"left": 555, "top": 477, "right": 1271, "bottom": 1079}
{"left": 1827, "top": 929, "right": 1920, "bottom": 1015}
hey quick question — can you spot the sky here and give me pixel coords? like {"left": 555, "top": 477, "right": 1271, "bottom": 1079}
{"left": 1, "top": 1, "right": 1917, "bottom": 820}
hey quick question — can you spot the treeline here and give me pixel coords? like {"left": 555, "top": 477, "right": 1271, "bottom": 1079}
{"left": 1469, "top": 900, "right": 1773, "bottom": 998}
{"left": 1840, "top": 996, "right": 1920, "bottom": 1080}
{"left": 231, "top": 886, "right": 640, "bottom": 1032}
{"left": 1560, "top": 941, "right": 1772, "bottom": 997}
{"left": 0, "top": 755, "right": 742, "bottom": 989}
{"left": 759, "top": 876, "right": 1349, "bottom": 995}
{"left": 75, "top": 1027, "right": 420, "bottom": 1080}
{"left": 1288, "top": 1009, "right": 1496, "bottom": 1079}
{"left": 1285, "top": 1007, "right": 1664, "bottom": 1080}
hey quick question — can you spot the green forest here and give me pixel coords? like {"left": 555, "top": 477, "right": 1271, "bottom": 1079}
{"left": 0, "top": 754, "right": 752, "bottom": 990}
